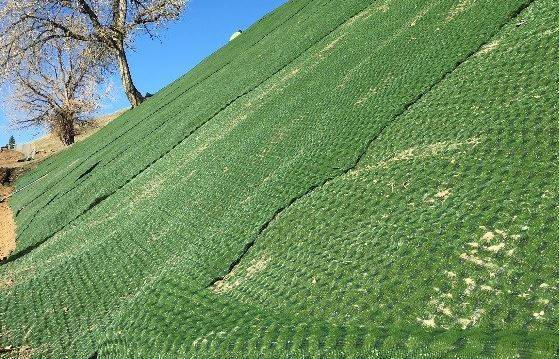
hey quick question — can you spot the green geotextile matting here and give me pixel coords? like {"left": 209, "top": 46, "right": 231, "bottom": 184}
{"left": 1, "top": 0, "right": 558, "bottom": 357}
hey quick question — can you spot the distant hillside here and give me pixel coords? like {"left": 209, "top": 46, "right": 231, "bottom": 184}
{"left": 28, "top": 111, "right": 124, "bottom": 157}
{"left": 1, "top": 0, "right": 558, "bottom": 357}
{"left": 0, "top": 111, "right": 124, "bottom": 168}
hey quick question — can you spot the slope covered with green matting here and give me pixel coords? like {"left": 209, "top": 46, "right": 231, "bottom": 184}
{"left": 2, "top": 0, "right": 558, "bottom": 357}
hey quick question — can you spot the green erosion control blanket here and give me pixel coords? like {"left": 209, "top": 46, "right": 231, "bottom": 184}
{"left": 2, "top": 0, "right": 558, "bottom": 357}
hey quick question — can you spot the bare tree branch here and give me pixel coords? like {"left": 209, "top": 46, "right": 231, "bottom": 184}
{"left": 3, "top": 40, "right": 111, "bottom": 145}
{"left": 0, "top": 0, "right": 188, "bottom": 107}
{"left": 76, "top": 0, "right": 103, "bottom": 29}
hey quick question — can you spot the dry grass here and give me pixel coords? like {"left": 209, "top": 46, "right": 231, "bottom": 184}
{"left": 0, "top": 150, "right": 23, "bottom": 167}
{"left": 29, "top": 110, "right": 125, "bottom": 158}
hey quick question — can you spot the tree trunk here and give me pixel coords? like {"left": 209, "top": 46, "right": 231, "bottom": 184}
{"left": 116, "top": 48, "right": 144, "bottom": 108}
{"left": 62, "top": 126, "right": 75, "bottom": 146}
{"left": 54, "top": 114, "right": 75, "bottom": 146}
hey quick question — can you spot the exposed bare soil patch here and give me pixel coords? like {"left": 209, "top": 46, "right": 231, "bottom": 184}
{"left": 212, "top": 254, "right": 270, "bottom": 294}
{"left": 0, "top": 185, "right": 16, "bottom": 260}
{"left": 0, "top": 150, "right": 24, "bottom": 166}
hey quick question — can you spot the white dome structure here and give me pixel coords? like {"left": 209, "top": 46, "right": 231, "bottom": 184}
{"left": 229, "top": 30, "right": 243, "bottom": 42}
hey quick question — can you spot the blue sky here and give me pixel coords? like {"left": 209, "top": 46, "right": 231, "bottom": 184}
{"left": 0, "top": 0, "right": 288, "bottom": 146}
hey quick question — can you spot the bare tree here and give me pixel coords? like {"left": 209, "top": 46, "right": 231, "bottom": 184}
{"left": 3, "top": 40, "right": 109, "bottom": 145}
{"left": 0, "top": 0, "right": 187, "bottom": 108}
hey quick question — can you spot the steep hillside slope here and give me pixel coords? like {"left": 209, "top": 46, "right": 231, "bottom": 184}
{"left": 2, "top": 0, "right": 558, "bottom": 357}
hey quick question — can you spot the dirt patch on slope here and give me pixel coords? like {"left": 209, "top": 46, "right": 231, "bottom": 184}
{"left": 0, "top": 185, "right": 16, "bottom": 260}
{"left": 446, "top": 0, "right": 474, "bottom": 22}
{"left": 212, "top": 254, "right": 270, "bottom": 294}
{"left": 0, "top": 150, "right": 24, "bottom": 166}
